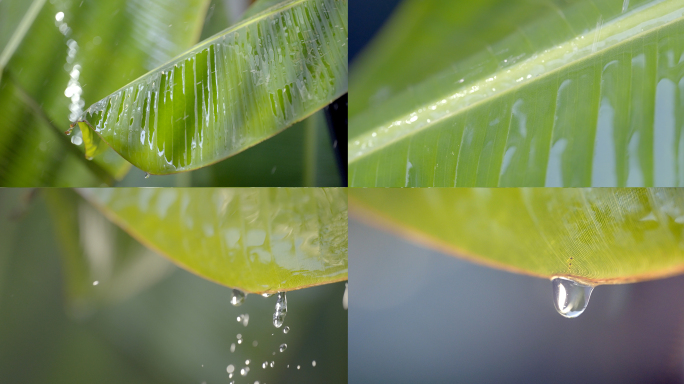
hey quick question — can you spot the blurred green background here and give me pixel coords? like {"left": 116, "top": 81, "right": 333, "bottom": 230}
{"left": 0, "top": 189, "right": 348, "bottom": 384}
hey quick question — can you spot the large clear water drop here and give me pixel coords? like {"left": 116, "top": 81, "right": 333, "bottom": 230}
{"left": 231, "top": 289, "right": 245, "bottom": 306}
{"left": 273, "top": 292, "right": 287, "bottom": 328}
{"left": 552, "top": 277, "right": 594, "bottom": 318}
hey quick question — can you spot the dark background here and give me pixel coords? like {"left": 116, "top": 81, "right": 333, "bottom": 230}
{"left": 349, "top": 0, "right": 402, "bottom": 63}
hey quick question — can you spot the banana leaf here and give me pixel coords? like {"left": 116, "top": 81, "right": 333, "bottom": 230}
{"left": 73, "top": 0, "right": 348, "bottom": 175}
{"left": 348, "top": 0, "right": 684, "bottom": 187}
{"left": 0, "top": 0, "right": 211, "bottom": 186}
{"left": 79, "top": 188, "right": 348, "bottom": 293}
{"left": 350, "top": 188, "right": 684, "bottom": 285}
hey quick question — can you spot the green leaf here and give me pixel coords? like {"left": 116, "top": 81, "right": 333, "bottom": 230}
{"left": 76, "top": 0, "right": 348, "bottom": 175}
{"left": 79, "top": 188, "right": 348, "bottom": 293}
{"left": 350, "top": 188, "right": 684, "bottom": 285}
{"left": 1, "top": 0, "right": 211, "bottom": 186}
{"left": 348, "top": 0, "right": 684, "bottom": 187}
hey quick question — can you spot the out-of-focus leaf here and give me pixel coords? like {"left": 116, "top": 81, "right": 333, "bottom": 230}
{"left": 1, "top": 0, "right": 211, "bottom": 186}
{"left": 348, "top": 0, "right": 684, "bottom": 187}
{"left": 74, "top": 0, "right": 348, "bottom": 175}
{"left": 0, "top": 0, "right": 46, "bottom": 79}
{"left": 44, "top": 189, "right": 175, "bottom": 318}
{"left": 350, "top": 188, "right": 684, "bottom": 285}
{"left": 79, "top": 188, "right": 348, "bottom": 293}
{"left": 189, "top": 110, "right": 341, "bottom": 186}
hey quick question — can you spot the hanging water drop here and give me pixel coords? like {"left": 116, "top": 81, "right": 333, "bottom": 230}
{"left": 144, "top": 172, "right": 150, "bottom": 179}
{"left": 273, "top": 292, "right": 287, "bottom": 328}
{"left": 231, "top": 289, "right": 246, "bottom": 306}
{"left": 279, "top": 343, "right": 287, "bottom": 352}
{"left": 552, "top": 277, "right": 594, "bottom": 318}
{"left": 343, "top": 282, "right": 348, "bottom": 310}
{"left": 262, "top": 293, "right": 273, "bottom": 298}
{"left": 283, "top": 326, "right": 290, "bottom": 334}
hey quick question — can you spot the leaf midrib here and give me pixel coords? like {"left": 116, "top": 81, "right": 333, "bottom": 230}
{"left": 348, "top": 0, "right": 684, "bottom": 163}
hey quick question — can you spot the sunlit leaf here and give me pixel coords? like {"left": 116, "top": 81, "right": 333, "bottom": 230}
{"left": 348, "top": 0, "right": 684, "bottom": 187}
{"left": 74, "top": 0, "right": 348, "bottom": 175}
{"left": 80, "top": 188, "right": 348, "bottom": 293}
{"left": 350, "top": 188, "right": 684, "bottom": 285}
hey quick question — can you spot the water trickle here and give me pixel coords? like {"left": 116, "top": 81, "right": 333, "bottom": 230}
{"left": 343, "top": 283, "right": 348, "bottom": 310}
{"left": 231, "top": 289, "right": 246, "bottom": 306}
{"left": 273, "top": 292, "right": 287, "bottom": 328}
{"left": 552, "top": 277, "right": 594, "bottom": 318}
{"left": 279, "top": 343, "right": 287, "bottom": 352}
{"left": 283, "top": 326, "right": 290, "bottom": 334}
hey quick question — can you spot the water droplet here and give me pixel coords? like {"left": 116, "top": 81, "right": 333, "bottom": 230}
{"left": 343, "top": 283, "right": 348, "bottom": 310}
{"left": 55, "top": 12, "right": 64, "bottom": 21}
{"left": 297, "top": 365, "right": 300, "bottom": 370}
{"left": 92, "top": 281, "right": 99, "bottom": 286}
{"left": 144, "top": 172, "right": 150, "bottom": 179}
{"left": 283, "top": 326, "right": 290, "bottom": 334}
{"left": 71, "top": 135, "right": 83, "bottom": 145}
{"left": 230, "top": 343, "right": 235, "bottom": 352}
{"left": 245, "top": 359, "right": 250, "bottom": 365}
{"left": 237, "top": 314, "right": 249, "bottom": 326}
{"left": 240, "top": 367, "right": 250, "bottom": 376}
{"left": 273, "top": 292, "right": 287, "bottom": 328}
{"left": 231, "top": 289, "right": 246, "bottom": 306}
{"left": 312, "top": 360, "right": 316, "bottom": 367}
{"left": 552, "top": 277, "right": 594, "bottom": 318}
{"left": 270, "top": 361, "right": 274, "bottom": 368}
{"left": 252, "top": 340, "right": 258, "bottom": 347}
{"left": 262, "top": 362, "right": 268, "bottom": 369}
{"left": 227, "top": 365, "right": 234, "bottom": 373}
{"left": 279, "top": 343, "right": 287, "bottom": 352}
{"left": 261, "top": 293, "right": 273, "bottom": 298}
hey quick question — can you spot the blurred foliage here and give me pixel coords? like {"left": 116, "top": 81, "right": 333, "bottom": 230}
{"left": 0, "top": 188, "right": 348, "bottom": 383}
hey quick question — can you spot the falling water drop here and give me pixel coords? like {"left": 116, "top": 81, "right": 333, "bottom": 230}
{"left": 297, "top": 365, "right": 300, "bottom": 370}
{"left": 343, "top": 282, "right": 348, "bottom": 310}
{"left": 283, "top": 326, "right": 290, "bottom": 334}
{"left": 552, "top": 277, "right": 594, "bottom": 318}
{"left": 227, "top": 365, "right": 234, "bottom": 373}
{"left": 262, "top": 362, "right": 268, "bottom": 369}
{"left": 245, "top": 359, "right": 250, "bottom": 365}
{"left": 230, "top": 343, "right": 235, "bottom": 352}
{"left": 270, "top": 361, "right": 274, "bottom": 368}
{"left": 240, "top": 367, "right": 250, "bottom": 376}
{"left": 231, "top": 289, "right": 246, "bottom": 306}
{"left": 312, "top": 360, "right": 316, "bottom": 367}
{"left": 237, "top": 314, "right": 249, "bottom": 326}
{"left": 279, "top": 343, "right": 287, "bottom": 352}
{"left": 273, "top": 292, "right": 287, "bottom": 328}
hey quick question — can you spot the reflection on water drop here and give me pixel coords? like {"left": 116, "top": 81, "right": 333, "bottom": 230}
{"left": 237, "top": 314, "right": 249, "bottom": 326}
{"left": 273, "top": 292, "right": 287, "bottom": 328}
{"left": 279, "top": 343, "right": 287, "bottom": 352}
{"left": 343, "top": 282, "right": 348, "bottom": 310}
{"left": 240, "top": 367, "right": 249, "bottom": 376}
{"left": 283, "top": 326, "right": 290, "bottom": 334}
{"left": 262, "top": 293, "right": 273, "bottom": 298}
{"left": 552, "top": 277, "right": 594, "bottom": 318}
{"left": 231, "top": 289, "right": 246, "bottom": 306}
{"left": 227, "top": 364, "right": 234, "bottom": 373}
